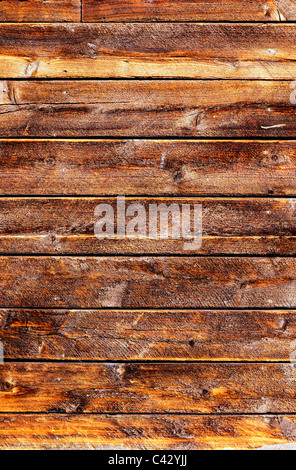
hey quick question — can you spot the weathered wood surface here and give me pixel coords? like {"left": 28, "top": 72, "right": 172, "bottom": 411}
{"left": 0, "top": 309, "right": 295, "bottom": 360}
{"left": 0, "top": 0, "right": 81, "bottom": 22}
{"left": 0, "top": 414, "right": 295, "bottom": 449}
{"left": 1, "top": 24, "right": 296, "bottom": 78}
{"left": 0, "top": 362, "right": 296, "bottom": 413}
{"left": 0, "top": 197, "right": 296, "bottom": 254}
{"left": 1, "top": 2, "right": 296, "bottom": 452}
{"left": 1, "top": 80, "right": 296, "bottom": 137}
{"left": 0, "top": 257, "right": 295, "bottom": 308}
{"left": 0, "top": 140, "right": 296, "bottom": 196}
{"left": 82, "top": 0, "right": 296, "bottom": 22}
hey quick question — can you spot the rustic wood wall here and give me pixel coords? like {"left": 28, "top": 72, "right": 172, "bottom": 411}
{"left": 0, "top": 0, "right": 296, "bottom": 450}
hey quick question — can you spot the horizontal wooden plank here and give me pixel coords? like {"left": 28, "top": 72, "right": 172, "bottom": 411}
{"left": 0, "top": 414, "right": 295, "bottom": 449}
{"left": 1, "top": 24, "right": 296, "bottom": 78}
{"left": 0, "top": 0, "right": 81, "bottom": 22}
{"left": 0, "top": 197, "right": 296, "bottom": 255}
{"left": 0, "top": 140, "right": 296, "bottom": 196}
{"left": 0, "top": 256, "right": 295, "bottom": 308}
{"left": 1, "top": 81, "right": 296, "bottom": 137}
{"left": 1, "top": 309, "right": 294, "bottom": 361}
{"left": 82, "top": 0, "right": 295, "bottom": 22}
{"left": 0, "top": 363, "right": 295, "bottom": 413}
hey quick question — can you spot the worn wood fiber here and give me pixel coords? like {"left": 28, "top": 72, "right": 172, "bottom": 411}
{"left": 0, "top": 309, "right": 294, "bottom": 361}
{"left": 0, "top": 0, "right": 81, "bottom": 22}
{"left": 1, "top": 24, "right": 296, "bottom": 78}
{"left": 0, "top": 362, "right": 296, "bottom": 413}
{"left": 0, "top": 197, "right": 296, "bottom": 254}
{"left": 0, "top": 414, "right": 295, "bottom": 449}
{"left": 1, "top": 80, "right": 296, "bottom": 137}
{"left": 82, "top": 0, "right": 296, "bottom": 22}
{"left": 0, "top": 256, "right": 295, "bottom": 308}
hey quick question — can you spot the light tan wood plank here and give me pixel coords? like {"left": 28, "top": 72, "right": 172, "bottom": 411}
{"left": 0, "top": 256, "right": 295, "bottom": 308}
{"left": 0, "top": 197, "right": 295, "bottom": 254}
{"left": 0, "top": 414, "right": 295, "bottom": 449}
{"left": 0, "top": 309, "right": 294, "bottom": 360}
{"left": 1, "top": 24, "right": 296, "bottom": 78}
{"left": 1, "top": 81, "right": 296, "bottom": 136}
{"left": 0, "top": 363, "right": 296, "bottom": 413}
{"left": 0, "top": 140, "right": 295, "bottom": 196}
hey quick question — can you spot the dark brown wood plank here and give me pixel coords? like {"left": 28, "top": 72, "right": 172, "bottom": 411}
{"left": 0, "top": 414, "right": 295, "bottom": 449}
{"left": 0, "top": 140, "right": 296, "bottom": 196}
{"left": 0, "top": 0, "right": 81, "bottom": 22}
{"left": 1, "top": 80, "right": 296, "bottom": 137}
{"left": 0, "top": 309, "right": 294, "bottom": 360}
{"left": 82, "top": 0, "right": 295, "bottom": 22}
{"left": 0, "top": 256, "right": 295, "bottom": 308}
{"left": 0, "top": 197, "right": 295, "bottom": 255}
{"left": 0, "top": 363, "right": 296, "bottom": 413}
{"left": 1, "top": 24, "right": 296, "bottom": 78}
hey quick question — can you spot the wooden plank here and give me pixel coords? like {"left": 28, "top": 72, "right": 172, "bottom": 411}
{"left": 0, "top": 414, "right": 295, "bottom": 449}
{"left": 0, "top": 140, "right": 296, "bottom": 196}
{"left": 0, "top": 0, "right": 81, "bottom": 22}
{"left": 0, "top": 363, "right": 296, "bottom": 413}
{"left": 0, "top": 197, "right": 296, "bottom": 255}
{"left": 0, "top": 256, "right": 295, "bottom": 308}
{"left": 1, "top": 80, "right": 296, "bottom": 137}
{"left": 0, "top": 309, "right": 294, "bottom": 360}
{"left": 1, "top": 24, "right": 296, "bottom": 79}
{"left": 82, "top": 0, "right": 295, "bottom": 22}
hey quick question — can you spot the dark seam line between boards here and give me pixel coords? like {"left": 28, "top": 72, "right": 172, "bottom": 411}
{"left": 2, "top": 21, "right": 296, "bottom": 24}
{"left": 3, "top": 361, "right": 296, "bottom": 365}
{"left": 3, "top": 21, "right": 296, "bottom": 24}
{"left": 0, "top": 307, "right": 294, "bottom": 311}
{"left": 1, "top": 137, "right": 295, "bottom": 142}
{"left": 0, "top": 253, "right": 296, "bottom": 257}
{"left": 2, "top": 77, "right": 296, "bottom": 81}
{"left": 0, "top": 136, "right": 295, "bottom": 140}
{"left": 1, "top": 254, "right": 296, "bottom": 257}
{"left": 0, "top": 411, "right": 295, "bottom": 416}
{"left": 0, "top": 195, "right": 296, "bottom": 198}
{"left": 0, "top": 306, "right": 296, "bottom": 314}
{"left": 0, "top": 137, "right": 295, "bottom": 140}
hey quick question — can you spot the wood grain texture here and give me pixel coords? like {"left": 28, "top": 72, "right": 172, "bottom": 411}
{"left": 0, "top": 309, "right": 294, "bottom": 360}
{"left": 0, "top": 0, "right": 81, "bottom": 22}
{"left": 0, "top": 256, "right": 295, "bottom": 308}
{"left": 1, "top": 24, "right": 296, "bottom": 78}
{"left": 0, "top": 414, "right": 295, "bottom": 449}
{"left": 82, "top": 0, "right": 296, "bottom": 22}
{"left": 1, "top": 6, "right": 296, "bottom": 452}
{"left": 0, "top": 197, "right": 296, "bottom": 254}
{"left": 1, "top": 80, "right": 296, "bottom": 137}
{"left": 0, "top": 140, "right": 296, "bottom": 196}
{"left": 0, "top": 362, "right": 296, "bottom": 413}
